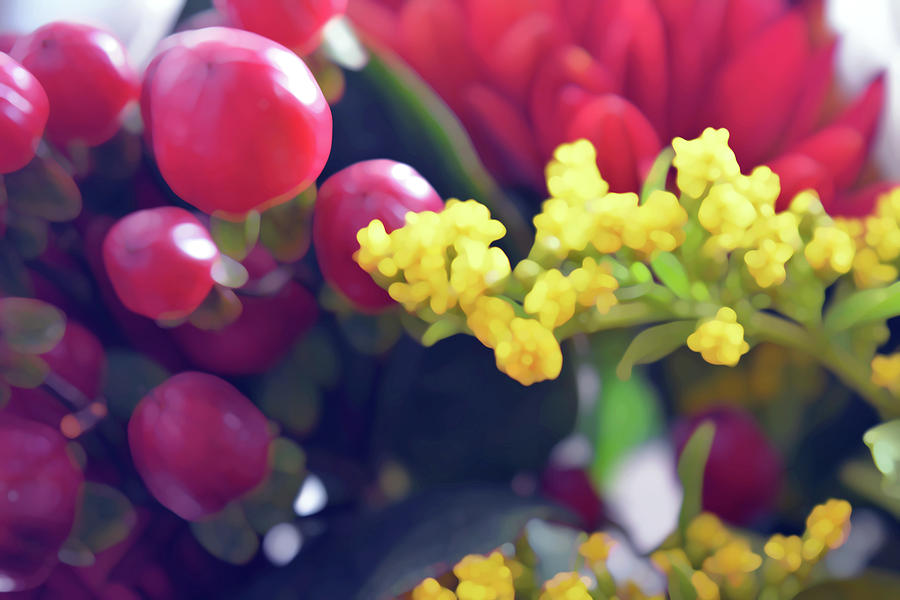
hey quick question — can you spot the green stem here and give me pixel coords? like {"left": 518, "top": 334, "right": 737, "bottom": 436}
{"left": 555, "top": 301, "right": 675, "bottom": 341}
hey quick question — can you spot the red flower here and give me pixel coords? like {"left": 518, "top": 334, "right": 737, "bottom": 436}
{"left": 349, "top": 0, "right": 887, "bottom": 215}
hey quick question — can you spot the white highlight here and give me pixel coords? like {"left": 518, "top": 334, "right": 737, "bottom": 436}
{"left": 293, "top": 473, "right": 327, "bottom": 517}
{"left": 262, "top": 523, "right": 303, "bottom": 566}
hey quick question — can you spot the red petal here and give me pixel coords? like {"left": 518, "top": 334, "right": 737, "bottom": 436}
{"left": 561, "top": 0, "right": 595, "bottom": 43}
{"left": 346, "top": 0, "right": 404, "bottom": 49}
{"left": 780, "top": 41, "right": 836, "bottom": 148}
{"left": 768, "top": 152, "right": 835, "bottom": 212}
{"left": 530, "top": 46, "right": 615, "bottom": 154}
{"left": 709, "top": 11, "right": 811, "bottom": 167}
{"left": 723, "top": 0, "right": 786, "bottom": 53}
{"left": 565, "top": 94, "right": 662, "bottom": 192}
{"left": 829, "top": 181, "right": 896, "bottom": 218}
{"left": 585, "top": 0, "right": 668, "bottom": 132}
{"left": 463, "top": 84, "right": 544, "bottom": 188}
{"left": 789, "top": 126, "right": 865, "bottom": 191}
{"left": 835, "top": 74, "right": 886, "bottom": 145}
{"left": 490, "top": 13, "right": 565, "bottom": 100}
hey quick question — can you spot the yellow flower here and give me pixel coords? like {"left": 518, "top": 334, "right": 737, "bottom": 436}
{"left": 851, "top": 247, "right": 897, "bottom": 289}
{"left": 698, "top": 182, "right": 757, "bottom": 252}
{"left": 413, "top": 578, "right": 457, "bottom": 600}
{"left": 673, "top": 127, "right": 740, "bottom": 198}
{"left": 453, "top": 552, "right": 515, "bottom": 600}
{"left": 804, "top": 226, "right": 855, "bottom": 274}
{"left": 545, "top": 139, "right": 609, "bottom": 203}
{"left": 686, "top": 513, "right": 731, "bottom": 552}
{"left": 539, "top": 572, "right": 592, "bottom": 600}
{"left": 650, "top": 549, "right": 690, "bottom": 575}
{"left": 622, "top": 190, "right": 688, "bottom": 255}
{"left": 494, "top": 318, "right": 563, "bottom": 386}
{"left": 451, "top": 238, "right": 511, "bottom": 307}
{"left": 590, "top": 192, "right": 640, "bottom": 253}
{"left": 567, "top": 257, "right": 619, "bottom": 313}
{"left": 804, "top": 499, "right": 851, "bottom": 561}
{"left": 744, "top": 238, "right": 794, "bottom": 288}
{"left": 524, "top": 268, "right": 577, "bottom": 329}
{"left": 578, "top": 532, "right": 616, "bottom": 565}
{"left": 466, "top": 296, "right": 517, "bottom": 348}
{"left": 687, "top": 308, "right": 750, "bottom": 367}
{"left": 690, "top": 571, "right": 721, "bottom": 600}
{"left": 534, "top": 196, "right": 598, "bottom": 259}
{"left": 764, "top": 534, "right": 803, "bottom": 573}
{"left": 872, "top": 353, "right": 900, "bottom": 395}
{"left": 733, "top": 166, "right": 781, "bottom": 211}
{"left": 702, "top": 539, "right": 763, "bottom": 587}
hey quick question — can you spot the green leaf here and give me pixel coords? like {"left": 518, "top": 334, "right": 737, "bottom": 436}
{"left": 5, "top": 212, "right": 48, "bottom": 260}
{"left": 336, "top": 310, "right": 402, "bottom": 356}
{"left": 68, "top": 482, "right": 137, "bottom": 555}
{"left": 640, "top": 146, "right": 674, "bottom": 202}
{"left": 211, "top": 212, "right": 261, "bottom": 260}
{"left": 191, "top": 503, "right": 259, "bottom": 565}
{"left": 210, "top": 255, "right": 250, "bottom": 289}
{"left": 241, "top": 438, "right": 306, "bottom": 535}
{"left": 0, "top": 352, "right": 49, "bottom": 388}
{"left": 863, "top": 420, "right": 900, "bottom": 497}
{"left": 676, "top": 421, "right": 716, "bottom": 536}
{"left": 668, "top": 562, "right": 699, "bottom": 600}
{"left": 102, "top": 350, "right": 169, "bottom": 421}
{"left": 793, "top": 572, "right": 900, "bottom": 599}
{"left": 650, "top": 252, "right": 691, "bottom": 299}
{"left": 4, "top": 155, "right": 82, "bottom": 222}
{"left": 259, "top": 186, "right": 316, "bottom": 262}
{"left": 840, "top": 460, "right": 900, "bottom": 521}
{"left": 0, "top": 297, "right": 65, "bottom": 354}
{"left": 187, "top": 286, "right": 243, "bottom": 330}
{"left": 259, "top": 362, "right": 321, "bottom": 436}
{"left": 421, "top": 317, "right": 465, "bottom": 347}
{"left": 823, "top": 281, "right": 900, "bottom": 332}
{"left": 0, "top": 240, "right": 32, "bottom": 297}
{"left": 616, "top": 321, "right": 695, "bottom": 381}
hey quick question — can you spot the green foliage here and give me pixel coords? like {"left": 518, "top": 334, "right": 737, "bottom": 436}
{"left": 676, "top": 421, "right": 716, "bottom": 537}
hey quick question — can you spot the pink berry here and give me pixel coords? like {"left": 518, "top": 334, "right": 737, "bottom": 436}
{"left": 213, "top": 0, "right": 348, "bottom": 54}
{"left": 10, "top": 22, "right": 138, "bottom": 148}
{"left": 313, "top": 159, "right": 443, "bottom": 311}
{"left": 145, "top": 27, "right": 332, "bottom": 217}
{"left": 674, "top": 406, "right": 783, "bottom": 525}
{"left": 170, "top": 281, "right": 318, "bottom": 376}
{"left": 0, "top": 52, "right": 48, "bottom": 173}
{"left": 0, "top": 415, "right": 83, "bottom": 591}
{"left": 128, "top": 372, "right": 272, "bottom": 521}
{"left": 102, "top": 207, "right": 219, "bottom": 320}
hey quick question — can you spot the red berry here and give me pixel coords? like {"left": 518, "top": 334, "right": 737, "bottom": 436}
{"left": 213, "top": 0, "right": 348, "bottom": 54}
{"left": 41, "top": 320, "right": 106, "bottom": 400}
{"left": 313, "top": 159, "right": 443, "bottom": 311}
{"left": 171, "top": 281, "right": 318, "bottom": 376}
{"left": 2, "top": 388, "right": 67, "bottom": 431}
{"left": 539, "top": 466, "right": 603, "bottom": 529}
{"left": 128, "top": 372, "right": 272, "bottom": 520}
{"left": 0, "top": 52, "right": 48, "bottom": 173}
{"left": 145, "top": 27, "right": 332, "bottom": 217}
{"left": 102, "top": 207, "right": 219, "bottom": 320}
{"left": 673, "top": 406, "right": 783, "bottom": 525}
{"left": 0, "top": 415, "right": 83, "bottom": 591}
{"left": 10, "top": 22, "right": 138, "bottom": 148}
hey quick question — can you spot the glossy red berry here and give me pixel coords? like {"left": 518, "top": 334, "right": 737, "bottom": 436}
{"left": 102, "top": 207, "right": 219, "bottom": 320}
{"left": 0, "top": 415, "right": 83, "bottom": 591}
{"left": 128, "top": 372, "right": 272, "bottom": 521}
{"left": 213, "top": 0, "right": 348, "bottom": 54}
{"left": 314, "top": 159, "right": 443, "bottom": 311}
{"left": 145, "top": 27, "right": 332, "bottom": 217}
{"left": 673, "top": 405, "right": 783, "bottom": 525}
{"left": 0, "top": 52, "right": 48, "bottom": 173}
{"left": 171, "top": 281, "right": 318, "bottom": 376}
{"left": 10, "top": 22, "right": 138, "bottom": 148}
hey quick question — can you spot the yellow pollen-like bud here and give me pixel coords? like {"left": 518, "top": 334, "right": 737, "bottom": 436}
{"left": 687, "top": 308, "right": 750, "bottom": 367}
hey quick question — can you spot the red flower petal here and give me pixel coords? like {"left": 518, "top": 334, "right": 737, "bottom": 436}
{"left": 780, "top": 41, "right": 836, "bottom": 148}
{"left": 834, "top": 74, "right": 886, "bottom": 145}
{"left": 723, "top": 0, "right": 786, "bottom": 54}
{"left": 709, "top": 11, "right": 811, "bottom": 167}
{"left": 789, "top": 126, "right": 865, "bottom": 191}
{"left": 830, "top": 182, "right": 896, "bottom": 218}
{"left": 565, "top": 94, "right": 662, "bottom": 192}
{"left": 768, "top": 152, "right": 835, "bottom": 212}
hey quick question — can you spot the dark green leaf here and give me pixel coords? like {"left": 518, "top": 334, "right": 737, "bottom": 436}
{"left": 0, "top": 352, "right": 49, "bottom": 388}
{"left": 187, "top": 286, "right": 243, "bottom": 330}
{"left": 650, "top": 252, "right": 691, "bottom": 299}
{"left": 823, "top": 281, "right": 900, "bottom": 332}
{"left": 616, "top": 321, "right": 695, "bottom": 381}
{"left": 0, "top": 240, "right": 32, "bottom": 297}
{"left": 68, "top": 482, "right": 137, "bottom": 555}
{"left": 211, "top": 212, "right": 261, "bottom": 260}
{"left": 793, "top": 572, "right": 900, "bottom": 599}
{"left": 0, "top": 297, "right": 65, "bottom": 354}
{"left": 259, "top": 364, "right": 321, "bottom": 437}
{"left": 241, "top": 439, "right": 306, "bottom": 534}
{"left": 259, "top": 186, "right": 316, "bottom": 263}
{"left": 191, "top": 503, "right": 259, "bottom": 565}
{"left": 102, "top": 350, "right": 169, "bottom": 420}
{"left": 4, "top": 155, "right": 82, "bottom": 222}
{"left": 677, "top": 421, "right": 716, "bottom": 536}
{"left": 337, "top": 310, "right": 402, "bottom": 356}
{"left": 5, "top": 212, "right": 48, "bottom": 259}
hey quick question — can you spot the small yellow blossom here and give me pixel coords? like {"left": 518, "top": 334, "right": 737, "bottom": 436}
{"left": 567, "top": 257, "right": 619, "bottom": 313}
{"left": 591, "top": 192, "right": 640, "bottom": 254}
{"left": 534, "top": 196, "right": 597, "bottom": 258}
{"left": 673, "top": 127, "right": 740, "bottom": 198}
{"left": 872, "top": 353, "right": 900, "bottom": 395}
{"left": 733, "top": 166, "right": 781, "bottom": 211}
{"left": 578, "top": 532, "right": 616, "bottom": 565}
{"left": 690, "top": 571, "right": 721, "bottom": 600}
{"left": 804, "top": 226, "right": 855, "bottom": 274}
{"left": 804, "top": 499, "right": 851, "bottom": 561}
{"left": 744, "top": 238, "right": 794, "bottom": 288}
{"left": 764, "top": 534, "right": 803, "bottom": 573}
{"left": 450, "top": 239, "right": 511, "bottom": 307}
{"left": 454, "top": 552, "right": 514, "bottom": 600}
{"left": 494, "top": 318, "right": 563, "bottom": 385}
{"left": 687, "top": 308, "right": 750, "bottom": 367}
{"left": 698, "top": 182, "right": 757, "bottom": 251}
{"left": 851, "top": 247, "right": 898, "bottom": 289}
{"left": 650, "top": 549, "right": 690, "bottom": 575}
{"left": 539, "top": 572, "right": 592, "bottom": 600}
{"left": 466, "top": 296, "right": 516, "bottom": 348}
{"left": 524, "top": 269, "right": 577, "bottom": 328}
{"left": 545, "top": 139, "right": 609, "bottom": 203}
{"left": 702, "top": 539, "right": 763, "bottom": 587}
{"left": 413, "top": 578, "right": 457, "bottom": 600}
{"left": 622, "top": 190, "right": 688, "bottom": 255}
{"left": 686, "top": 513, "right": 731, "bottom": 552}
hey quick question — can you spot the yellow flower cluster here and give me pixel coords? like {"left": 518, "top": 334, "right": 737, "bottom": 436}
{"left": 534, "top": 141, "right": 687, "bottom": 261}
{"left": 538, "top": 572, "right": 592, "bottom": 600}
{"left": 804, "top": 499, "right": 852, "bottom": 559}
{"left": 578, "top": 532, "right": 616, "bottom": 565}
{"left": 834, "top": 189, "right": 900, "bottom": 287}
{"left": 672, "top": 127, "right": 740, "bottom": 198}
{"left": 453, "top": 552, "right": 515, "bottom": 600}
{"left": 413, "top": 578, "right": 457, "bottom": 600}
{"left": 871, "top": 353, "right": 900, "bottom": 395}
{"left": 686, "top": 308, "right": 750, "bottom": 366}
